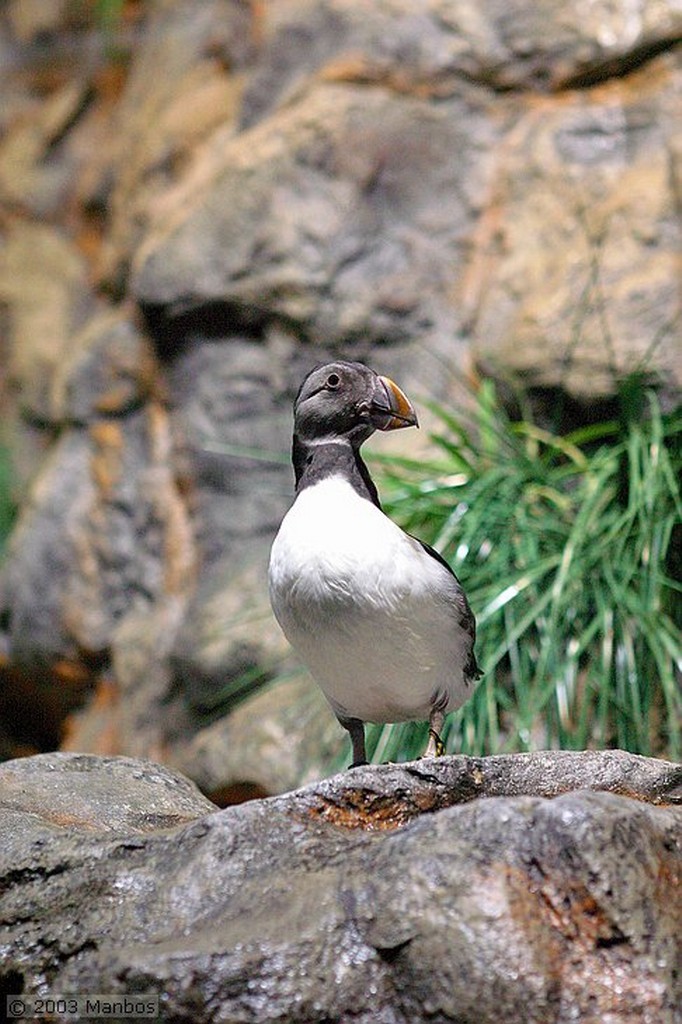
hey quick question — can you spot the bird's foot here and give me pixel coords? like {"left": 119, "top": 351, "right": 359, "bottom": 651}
{"left": 423, "top": 728, "right": 445, "bottom": 758}
{"left": 348, "top": 759, "right": 369, "bottom": 769}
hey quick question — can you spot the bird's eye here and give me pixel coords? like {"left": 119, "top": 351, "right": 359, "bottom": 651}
{"left": 326, "top": 372, "right": 341, "bottom": 389}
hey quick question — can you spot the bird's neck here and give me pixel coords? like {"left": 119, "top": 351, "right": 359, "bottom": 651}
{"left": 292, "top": 436, "right": 380, "bottom": 508}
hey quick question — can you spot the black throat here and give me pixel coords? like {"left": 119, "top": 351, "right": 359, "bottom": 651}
{"left": 292, "top": 436, "right": 381, "bottom": 508}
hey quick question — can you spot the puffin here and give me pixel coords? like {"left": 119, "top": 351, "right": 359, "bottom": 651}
{"left": 268, "top": 361, "right": 481, "bottom": 766}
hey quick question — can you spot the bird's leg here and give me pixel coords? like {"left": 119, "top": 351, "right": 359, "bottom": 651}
{"left": 424, "top": 705, "right": 446, "bottom": 758}
{"left": 338, "top": 715, "right": 368, "bottom": 768}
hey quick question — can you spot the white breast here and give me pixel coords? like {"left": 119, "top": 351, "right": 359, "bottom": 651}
{"left": 268, "top": 476, "right": 473, "bottom": 724}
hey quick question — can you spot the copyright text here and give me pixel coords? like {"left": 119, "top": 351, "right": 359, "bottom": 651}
{"left": 6, "top": 994, "right": 159, "bottom": 1019}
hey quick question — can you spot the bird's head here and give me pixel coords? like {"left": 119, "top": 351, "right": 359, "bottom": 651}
{"left": 293, "top": 361, "right": 418, "bottom": 446}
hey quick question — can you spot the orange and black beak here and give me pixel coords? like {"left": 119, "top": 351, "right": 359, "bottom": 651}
{"left": 371, "top": 375, "right": 419, "bottom": 431}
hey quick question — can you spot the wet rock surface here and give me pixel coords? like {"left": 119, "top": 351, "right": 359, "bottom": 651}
{"left": 0, "top": 749, "right": 680, "bottom": 1023}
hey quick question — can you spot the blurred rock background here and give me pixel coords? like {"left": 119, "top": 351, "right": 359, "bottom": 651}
{"left": 0, "top": 0, "right": 679, "bottom": 801}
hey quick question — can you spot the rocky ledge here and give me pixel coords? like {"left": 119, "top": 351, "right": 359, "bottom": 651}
{"left": 0, "top": 750, "right": 680, "bottom": 1024}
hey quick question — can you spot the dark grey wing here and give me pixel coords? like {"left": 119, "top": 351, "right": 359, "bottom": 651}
{"left": 412, "top": 536, "right": 483, "bottom": 683}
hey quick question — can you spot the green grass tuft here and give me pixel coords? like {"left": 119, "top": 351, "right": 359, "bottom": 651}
{"left": 363, "top": 381, "right": 681, "bottom": 764}
{"left": 0, "top": 444, "right": 16, "bottom": 559}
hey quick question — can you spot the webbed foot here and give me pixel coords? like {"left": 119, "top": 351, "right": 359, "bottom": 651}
{"left": 424, "top": 727, "right": 445, "bottom": 758}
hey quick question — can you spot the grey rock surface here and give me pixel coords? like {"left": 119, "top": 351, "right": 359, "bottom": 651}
{"left": 1, "top": 749, "right": 680, "bottom": 1024}
{"left": 2, "top": 406, "right": 193, "bottom": 667}
{"left": 0, "top": 751, "right": 216, "bottom": 835}
{"left": 468, "top": 52, "right": 682, "bottom": 398}
{"left": 130, "top": 0, "right": 682, "bottom": 397}
{"left": 132, "top": 81, "right": 494, "bottom": 350}
{"left": 170, "top": 672, "right": 344, "bottom": 802}
{"left": 239, "top": 0, "right": 682, "bottom": 122}
{"left": 52, "top": 310, "right": 157, "bottom": 425}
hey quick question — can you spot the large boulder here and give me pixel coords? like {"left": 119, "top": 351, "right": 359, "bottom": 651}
{"left": 0, "top": 749, "right": 680, "bottom": 1023}
{"left": 130, "top": 0, "right": 682, "bottom": 397}
{"left": 466, "top": 55, "right": 681, "bottom": 399}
